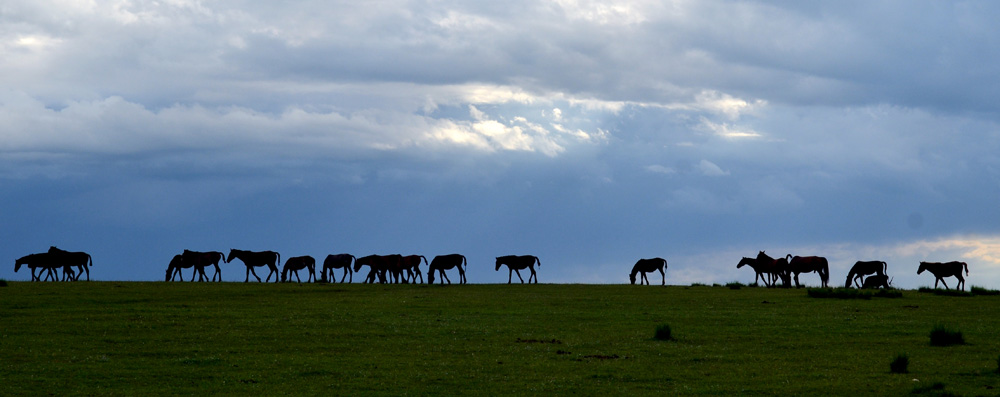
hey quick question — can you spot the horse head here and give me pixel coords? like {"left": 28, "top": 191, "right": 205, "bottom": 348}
{"left": 427, "top": 270, "right": 435, "bottom": 284}
{"left": 226, "top": 249, "right": 238, "bottom": 263}
{"left": 629, "top": 273, "right": 637, "bottom": 284}
{"left": 495, "top": 257, "right": 503, "bottom": 271}
{"left": 917, "top": 261, "right": 928, "bottom": 274}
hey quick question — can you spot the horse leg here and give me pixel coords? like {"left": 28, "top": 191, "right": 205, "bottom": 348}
{"left": 514, "top": 269, "right": 525, "bottom": 284}
{"left": 249, "top": 266, "right": 262, "bottom": 283}
{"left": 460, "top": 268, "right": 466, "bottom": 284}
{"left": 529, "top": 267, "right": 537, "bottom": 284}
{"left": 442, "top": 270, "right": 452, "bottom": 284}
{"left": 956, "top": 275, "right": 965, "bottom": 291}
{"left": 659, "top": 268, "right": 665, "bottom": 286}
{"left": 938, "top": 277, "right": 949, "bottom": 290}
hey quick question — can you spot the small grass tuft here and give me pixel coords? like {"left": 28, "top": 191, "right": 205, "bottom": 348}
{"left": 929, "top": 324, "right": 965, "bottom": 347}
{"left": 971, "top": 286, "right": 1000, "bottom": 296}
{"left": 919, "top": 287, "right": 974, "bottom": 297}
{"left": 654, "top": 324, "right": 674, "bottom": 341}
{"left": 889, "top": 353, "right": 909, "bottom": 374}
{"left": 726, "top": 282, "right": 743, "bottom": 290}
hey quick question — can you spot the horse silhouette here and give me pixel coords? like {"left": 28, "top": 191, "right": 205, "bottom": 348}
{"left": 756, "top": 251, "right": 791, "bottom": 287}
{"left": 861, "top": 274, "right": 892, "bottom": 289}
{"left": 629, "top": 258, "right": 667, "bottom": 285}
{"left": 496, "top": 255, "right": 540, "bottom": 284}
{"left": 400, "top": 255, "right": 427, "bottom": 284}
{"left": 227, "top": 249, "right": 281, "bottom": 283}
{"left": 48, "top": 246, "right": 92, "bottom": 281}
{"left": 322, "top": 254, "right": 355, "bottom": 283}
{"left": 382, "top": 254, "right": 408, "bottom": 283}
{"left": 785, "top": 255, "right": 829, "bottom": 288}
{"left": 165, "top": 254, "right": 196, "bottom": 282}
{"left": 737, "top": 257, "right": 778, "bottom": 287}
{"left": 427, "top": 254, "right": 467, "bottom": 284}
{"left": 918, "top": 261, "right": 969, "bottom": 290}
{"left": 845, "top": 261, "right": 887, "bottom": 288}
{"left": 16, "top": 253, "right": 73, "bottom": 281}
{"left": 181, "top": 250, "right": 226, "bottom": 282}
{"left": 281, "top": 255, "right": 316, "bottom": 283}
{"left": 354, "top": 255, "right": 395, "bottom": 284}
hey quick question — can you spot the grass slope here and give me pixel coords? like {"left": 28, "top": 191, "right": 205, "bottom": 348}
{"left": 2, "top": 283, "right": 999, "bottom": 395}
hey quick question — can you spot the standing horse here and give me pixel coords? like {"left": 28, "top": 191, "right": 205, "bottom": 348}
{"left": 227, "top": 249, "right": 281, "bottom": 283}
{"left": 354, "top": 255, "right": 389, "bottom": 284}
{"left": 281, "top": 255, "right": 316, "bottom": 283}
{"left": 15, "top": 253, "right": 70, "bottom": 281}
{"left": 322, "top": 254, "right": 355, "bottom": 283}
{"left": 427, "top": 254, "right": 467, "bottom": 284}
{"left": 400, "top": 255, "right": 427, "bottom": 284}
{"left": 182, "top": 250, "right": 226, "bottom": 282}
{"left": 495, "top": 255, "right": 540, "bottom": 284}
{"left": 737, "top": 257, "right": 775, "bottom": 287}
{"left": 785, "top": 255, "right": 829, "bottom": 288}
{"left": 629, "top": 257, "right": 667, "bottom": 285}
{"left": 918, "top": 261, "right": 969, "bottom": 290}
{"left": 845, "top": 261, "right": 887, "bottom": 288}
{"left": 756, "top": 251, "right": 791, "bottom": 287}
{"left": 48, "top": 246, "right": 93, "bottom": 281}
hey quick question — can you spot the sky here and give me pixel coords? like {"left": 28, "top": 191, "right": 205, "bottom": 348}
{"left": 3, "top": 0, "right": 1000, "bottom": 287}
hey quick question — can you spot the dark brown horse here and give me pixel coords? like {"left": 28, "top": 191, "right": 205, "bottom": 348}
{"left": 165, "top": 254, "right": 197, "bottom": 282}
{"left": 16, "top": 253, "right": 73, "bottom": 281}
{"left": 182, "top": 250, "right": 226, "bottom": 282}
{"left": 322, "top": 254, "right": 355, "bottom": 283}
{"left": 629, "top": 257, "right": 667, "bottom": 285}
{"left": 918, "top": 261, "right": 969, "bottom": 290}
{"left": 737, "top": 257, "right": 777, "bottom": 287}
{"left": 845, "top": 260, "right": 887, "bottom": 288}
{"left": 400, "top": 255, "right": 427, "bottom": 284}
{"left": 495, "top": 255, "right": 540, "bottom": 284}
{"left": 785, "top": 254, "right": 829, "bottom": 288}
{"left": 281, "top": 255, "right": 316, "bottom": 283}
{"left": 756, "top": 251, "right": 791, "bottom": 287}
{"left": 428, "top": 254, "right": 467, "bottom": 284}
{"left": 48, "top": 246, "right": 92, "bottom": 281}
{"left": 354, "top": 255, "right": 397, "bottom": 284}
{"left": 227, "top": 249, "right": 281, "bottom": 283}
{"left": 861, "top": 275, "right": 892, "bottom": 289}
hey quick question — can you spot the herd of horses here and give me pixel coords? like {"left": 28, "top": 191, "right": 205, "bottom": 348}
{"left": 13, "top": 247, "right": 972, "bottom": 290}
{"left": 727, "top": 250, "right": 971, "bottom": 290}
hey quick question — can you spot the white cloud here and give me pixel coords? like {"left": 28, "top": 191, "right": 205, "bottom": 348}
{"left": 698, "top": 159, "right": 729, "bottom": 177}
{"left": 645, "top": 164, "right": 675, "bottom": 175}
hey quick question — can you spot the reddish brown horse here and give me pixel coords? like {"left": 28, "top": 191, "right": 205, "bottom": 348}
{"left": 629, "top": 258, "right": 667, "bottom": 285}
{"left": 845, "top": 260, "right": 887, "bottom": 288}
{"left": 785, "top": 254, "right": 829, "bottom": 288}
{"left": 918, "top": 261, "right": 969, "bottom": 290}
{"left": 496, "top": 255, "right": 540, "bottom": 284}
{"left": 322, "top": 254, "right": 355, "bottom": 283}
{"left": 428, "top": 254, "right": 467, "bottom": 284}
{"left": 227, "top": 249, "right": 281, "bottom": 283}
{"left": 737, "top": 257, "right": 778, "bottom": 287}
{"left": 756, "top": 251, "right": 791, "bottom": 287}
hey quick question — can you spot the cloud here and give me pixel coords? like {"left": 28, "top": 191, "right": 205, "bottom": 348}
{"left": 697, "top": 160, "right": 729, "bottom": 177}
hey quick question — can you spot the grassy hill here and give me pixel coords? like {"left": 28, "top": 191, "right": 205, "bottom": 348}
{"left": 2, "top": 282, "right": 999, "bottom": 395}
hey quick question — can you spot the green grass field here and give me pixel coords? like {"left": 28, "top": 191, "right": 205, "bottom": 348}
{"left": 2, "top": 282, "right": 999, "bottom": 395}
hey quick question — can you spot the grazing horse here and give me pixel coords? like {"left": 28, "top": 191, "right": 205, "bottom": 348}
{"left": 322, "top": 254, "right": 355, "bottom": 283}
{"left": 495, "top": 255, "right": 541, "bottom": 284}
{"left": 354, "top": 255, "right": 393, "bottom": 284}
{"left": 281, "top": 256, "right": 316, "bottom": 283}
{"left": 918, "top": 261, "right": 969, "bottom": 290}
{"left": 861, "top": 275, "right": 892, "bottom": 289}
{"left": 427, "top": 254, "right": 467, "bottom": 284}
{"left": 400, "top": 255, "right": 427, "bottom": 284}
{"left": 48, "top": 246, "right": 93, "bottom": 281}
{"left": 756, "top": 251, "right": 791, "bottom": 287}
{"left": 15, "top": 253, "right": 70, "bottom": 281}
{"left": 737, "top": 257, "right": 776, "bottom": 287}
{"left": 227, "top": 249, "right": 281, "bottom": 283}
{"left": 785, "top": 255, "right": 830, "bottom": 288}
{"left": 629, "top": 257, "right": 667, "bottom": 285}
{"left": 845, "top": 261, "right": 887, "bottom": 288}
{"left": 165, "top": 254, "right": 197, "bottom": 282}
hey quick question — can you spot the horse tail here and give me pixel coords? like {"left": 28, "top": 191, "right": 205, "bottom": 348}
{"left": 821, "top": 259, "right": 830, "bottom": 284}
{"left": 964, "top": 262, "right": 969, "bottom": 276}
{"left": 535, "top": 256, "right": 541, "bottom": 267}
{"left": 661, "top": 258, "right": 667, "bottom": 269}
{"left": 463, "top": 255, "right": 468, "bottom": 270}
{"left": 420, "top": 255, "right": 428, "bottom": 266}
{"left": 785, "top": 254, "right": 793, "bottom": 262}
{"left": 881, "top": 261, "right": 887, "bottom": 275}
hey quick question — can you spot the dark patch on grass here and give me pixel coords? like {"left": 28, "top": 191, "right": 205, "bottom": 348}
{"left": 239, "top": 379, "right": 258, "bottom": 384}
{"left": 299, "top": 370, "right": 333, "bottom": 377}
{"left": 576, "top": 354, "right": 626, "bottom": 361}
{"left": 654, "top": 324, "right": 674, "bottom": 341}
{"left": 929, "top": 325, "right": 965, "bottom": 347}
{"left": 516, "top": 338, "right": 562, "bottom": 344}
{"left": 890, "top": 353, "right": 909, "bottom": 374}
{"left": 971, "top": 286, "right": 1000, "bottom": 296}
{"left": 180, "top": 357, "right": 223, "bottom": 366}
{"left": 556, "top": 350, "right": 572, "bottom": 355}
{"left": 918, "top": 287, "right": 974, "bottom": 297}
{"left": 0, "top": 279, "right": 8, "bottom": 287}
{"left": 807, "top": 288, "right": 902, "bottom": 299}
{"left": 910, "top": 382, "right": 958, "bottom": 396}
{"left": 726, "top": 282, "right": 744, "bottom": 290}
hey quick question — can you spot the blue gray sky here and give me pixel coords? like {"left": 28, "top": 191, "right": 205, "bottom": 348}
{"left": 3, "top": 1, "right": 1000, "bottom": 287}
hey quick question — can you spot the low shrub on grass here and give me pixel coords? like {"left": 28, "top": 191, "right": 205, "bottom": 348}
{"left": 889, "top": 353, "right": 909, "bottom": 374}
{"left": 725, "top": 282, "right": 743, "bottom": 290}
{"left": 971, "top": 286, "right": 1000, "bottom": 296}
{"left": 919, "top": 287, "right": 974, "bottom": 297}
{"left": 654, "top": 324, "right": 674, "bottom": 341}
{"left": 0, "top": 279, "right": 7, "bottom": 287}
{"left": 929, "top": 325, "right": 965, "bottom": 347}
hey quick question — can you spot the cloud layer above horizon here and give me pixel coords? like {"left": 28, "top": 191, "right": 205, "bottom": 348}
{"left": 3, "top": 1, "right": 1000, "bottom": 287}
